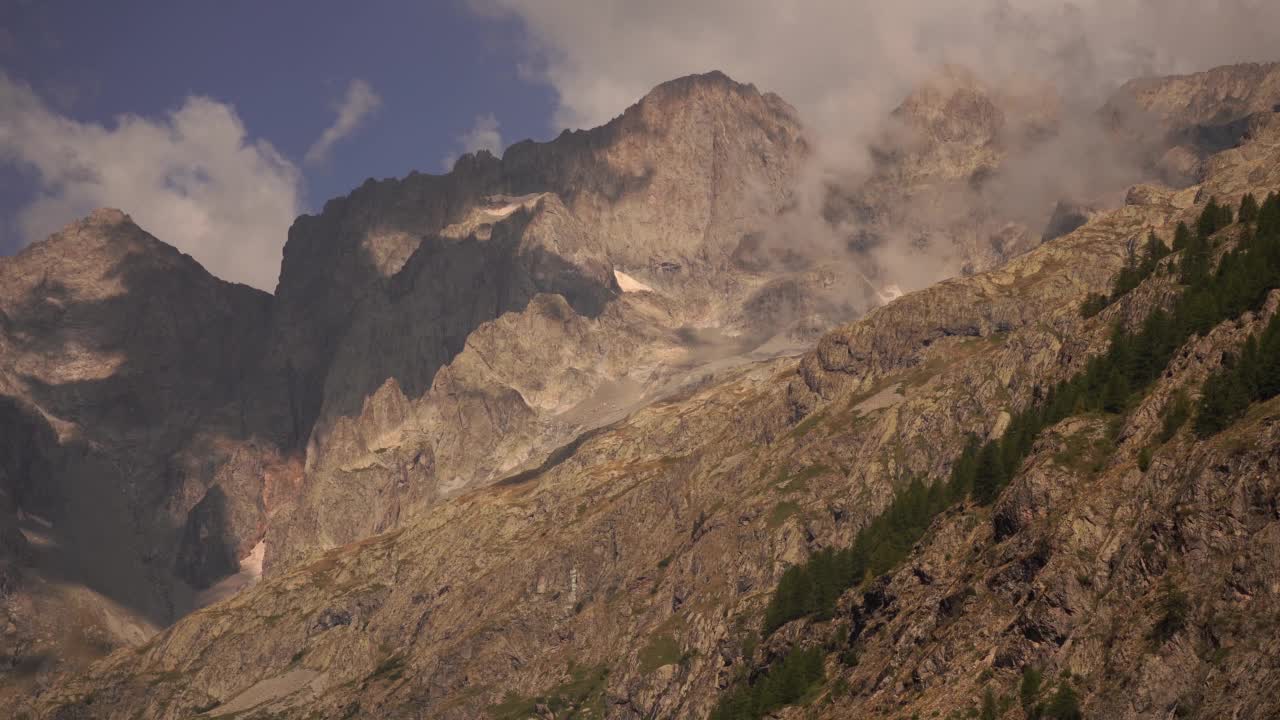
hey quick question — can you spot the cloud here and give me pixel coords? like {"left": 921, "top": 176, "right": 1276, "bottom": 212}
{"left": 472, "top": 0, "right": 1280, "bottom": 152}
{"left": 470, "top": 0, "right": 1280, "bottom": 318}
{"left": 0, "top": 71, "right": 300, "bottom": 290}
{"left": 441, "top": 113, "right": 504, "bottom": 170}
{"left": 304, "top": 78, "right": 382, "bottom": 167}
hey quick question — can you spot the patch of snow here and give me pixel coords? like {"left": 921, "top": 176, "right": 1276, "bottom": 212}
{"left": 241, "top": 539, "right": 265, "bottom": 580}
{"left": 614, "top": 270, "right": 654, "bottom": 293}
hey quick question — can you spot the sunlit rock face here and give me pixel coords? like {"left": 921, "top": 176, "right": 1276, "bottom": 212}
{"left": 32, "top": 74, "right": 1280, "bottom": 718}
{"left": 10, "top": 61, "right": 1280, "bottom": 718}
{"left": 259, "top": 68, "right": 1091, "bottom": 571}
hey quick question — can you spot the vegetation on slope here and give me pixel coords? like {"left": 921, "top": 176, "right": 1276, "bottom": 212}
{"left": 710, "top": 192, "right": 1280, "bottom": 720}
{"left": 708, "top": 646, "right": 824, "bottom": 720}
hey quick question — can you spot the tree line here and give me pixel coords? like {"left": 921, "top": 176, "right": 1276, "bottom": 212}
{"left": 711, "top": 192, "right": 1280, "bottom": 720}
{"left": 708, "top": 645, "right": 824, "bottom": 720}
{"left": 1192, "top": 193, "right": 1280, "bottom": 435}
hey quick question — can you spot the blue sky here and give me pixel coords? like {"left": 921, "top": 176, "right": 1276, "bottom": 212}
{"left": 0, "top": 0, "right": 556, "bottom": 278}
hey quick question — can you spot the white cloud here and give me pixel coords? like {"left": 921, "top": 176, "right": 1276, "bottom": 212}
{"left": 0, "top": 71, "right": 301, "bottom": 290}
{"left": 472, "top": 0, "right": 1280, "bottom": 154}
{"left": 441, "top": 113, "right": 504, "bottom": 170}
{"left": 304, "top": 78, "right": 382, "bottom": 167}
{"left": 468, "top": 0, "right": 1280, "bottom": 302}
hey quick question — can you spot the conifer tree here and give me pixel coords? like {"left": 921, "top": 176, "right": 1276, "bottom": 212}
{"left": 1259, "top": 317, "right": 1280, "bottom": 399}
{"left": 1143, "top": 230, "right": 1170, "bottom": 265}
{"left": 1044, "top": 685, "right": 1083, "bottom": 720}
{"left": 1172, "top": 221, "right": 1191, "bottom": 251}
{"left": 1101, "top": 366, "right": 1130, "bottom": 413}
{"left": 972, "top": 441, "right": 1006, "bottom": 505}
{"left": 1239, "top": 193, "right": 1260, "bottom": 224}
{"left": 980, "top": 688, "right": 998, "bottom": 720}
{"left": 1020, "top": 666, "right": 1043, "bottom": 713}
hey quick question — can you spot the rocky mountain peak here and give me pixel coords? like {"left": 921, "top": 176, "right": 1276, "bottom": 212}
{"left": 880, "top": 64, "right": 1061, "bottom": 181}
{"left": 1111, "top": 61, "right": 1280, "bottom": 127}
{"left": 892, "top": 64, "right": 1002, "bottom": 142}
{"left": 81, "top": 206, "right": 131, "bottom": 227}
{"left": 1103, "top": 61, "right": 1280, "bottom": 185}
{"left": 626, "top": 69, "right": 798, "bottom": 124}
{"left": 10, "top": 58, "right": 1280, "bottom": 719}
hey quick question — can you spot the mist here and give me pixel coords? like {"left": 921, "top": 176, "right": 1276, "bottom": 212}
{"left": 475, "top": 0, "right": 1279, "bottom": 142}
{"left": 473, "top": 0, "right": 1280, "bottom": 303}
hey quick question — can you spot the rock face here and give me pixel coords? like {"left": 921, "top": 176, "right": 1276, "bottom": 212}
{"left": 823, "top": 66, "right": 1063, "bottom": 291}
{"left": 7, "top": 62, "right": 1280, "bottom": 719}
{"left": 0, "top": 210, "right": 300, "bottom": 703}
{"left": 3, "top": 70, "right": 1038, "bottom": 691}
{"left": 260, "top": 73, "right": 824, "bottom": 568}
{"left": 17, "top": 62, "right": 1280, "bottom": 720}
{"left": 271, "top": 71, "right": 808, "bottom": 449}
{"left": 260, "top": 69, "right": 1075, "bottom": 571}
{"left": 1104, "top": 62, "right": 1280, "bottom": 185}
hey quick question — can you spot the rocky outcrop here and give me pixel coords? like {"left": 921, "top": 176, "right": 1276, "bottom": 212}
{"left": 823, "top": 66, "right": 1064, "bottom": 294}
{"left": 0, "top": 210, "right": 298, "bottom": 700}
{"left": 792, "top": 291, "right": 1280, "bottom": 720}
{"left": 1104, "top": 62, "right": 1280, "bottom": 185}
{"left": 270, "top": 71, "right": 808, "bottom": 451}
{"left": 260, "top": 67, "right": 1087, "bottom": 570}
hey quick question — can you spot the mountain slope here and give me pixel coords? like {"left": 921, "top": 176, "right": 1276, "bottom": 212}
{"left": 0, "top": 209, "right": 298, "bottom": 704}
{"left": 259, "top": 68, "right": 1083, "bottom": 572}
{"left": 2, "top": 68, "right": 1027, "bottom": 696}
{"left": 9, "top": 62, "right": 1280, "bottom": 720}
{"left": 32, "top": 72, "right": 1280, "bottom": 719}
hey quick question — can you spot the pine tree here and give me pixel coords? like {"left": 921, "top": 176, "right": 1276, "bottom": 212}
{"left": 1259, "top": 192, "right": 1280, "bottom": 237}
{"left": 1044, "top": 685, "right": 1083, "bottom": 720}
{"left": 1158, "top": 390, "right": 1191, "bottom": 443}
{"left": 1240, "top": 193, "right": 1260, "bottom": 224}
{"left": 1194, "top": 368, "right": 1250, "bottom": 437}
{"left": 1239, "top": 335, "right": 1261, "bottom": 397}
{"left": 1143, "top": 229, "right": 1170, "bottom": 265}
{"left": 972, "top": 441, "right": 1006, "bottom": 505}
{"left": 949, "top": 436, "right": 981, "bottom": 498}
{"left": 1259, "top": 316, "right": 1280, "bottom": 399}
{"left": 1197, "top": 197, "right": 1219, "bottom": 239}
{"left": 980, "top": 688, "right": 999, "bottom": 720}
{"left": 1101, "top": 365, "right": 1130, "bottom": 414}
{"left": 1149, "top": 578, "right": 1190, "bottom": 645}
{"left": 1020, "top": 666, "right": 1043, "bottom": 713}
{"left": 1172, "top": 221, "right": 1191, "bottom": 251}
{"left": 1197, "top": 196, "right": 1232, "bottom": 239}
{"left": 1180, "top": 228, "right": 1212, "bottom": 285}
{"left": 1080, "top": 292, "right": 1108, "bottom": 319}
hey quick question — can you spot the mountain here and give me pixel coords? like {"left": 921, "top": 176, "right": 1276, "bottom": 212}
{"left": 260, "top": 72, "right": 817, "bottom": 571}
{"left": 6, "top": 63, "right": 1280, "bottom": 719}
{"left": 2, "top": 70, "right": 949, "bottom": 698}
{"left": 0, "top": 209, "right": 298, "bottom": 705}
{"left": 1103, "top": 62, "right": 1280, "bottom": 185}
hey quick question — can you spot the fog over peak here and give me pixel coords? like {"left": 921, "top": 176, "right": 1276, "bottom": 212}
{"left": 474, "top": 0, "right": 1279, "bottom": 165}
{"left": 471, "top": 0, "right": 1279, "bottom": 302}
